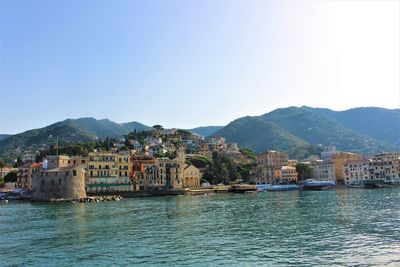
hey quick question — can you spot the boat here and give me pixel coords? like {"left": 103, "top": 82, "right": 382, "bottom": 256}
{"left": 256, "top": 184, "right": 271, "bottom": 192}
{"left": 0, "top": 192, "right": 8, "bottom": 204}
{"left": 229, "top": 184, "right": 257, "bottom": 193}
{"left": 302, "top": 179, "right": 336, "bottom": 191}
{"left": 267, "top": 184, "right": 300, "bottom": 191}
{"left": 347, "top": 179, "right": 385, "bottom": 188}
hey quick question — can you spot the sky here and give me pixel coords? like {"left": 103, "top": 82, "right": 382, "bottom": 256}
{"left": 0, "top": 0, "right": 399, "bottom": 134}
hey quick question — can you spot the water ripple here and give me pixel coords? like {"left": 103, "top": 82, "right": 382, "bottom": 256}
{"left": 1, "top": 189, "right": 400, "bottom": 266}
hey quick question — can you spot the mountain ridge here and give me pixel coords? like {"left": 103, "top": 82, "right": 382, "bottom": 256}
{"left": 0, "top": 106, "right": 398, "bottom": 160}
{"left": 211, "top": 106, "right": 399, "bottom": 154}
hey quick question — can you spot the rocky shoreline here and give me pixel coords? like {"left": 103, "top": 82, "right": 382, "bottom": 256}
{"left": 49, "top": 195, "right": 123, "bottom": 203}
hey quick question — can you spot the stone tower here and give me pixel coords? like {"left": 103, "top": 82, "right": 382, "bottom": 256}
{"left": 176, "top": 146, "right": 186, "bottom": 163}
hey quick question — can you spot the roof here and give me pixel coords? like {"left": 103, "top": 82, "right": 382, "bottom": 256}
{"left": 30, "top": 162, "right": 42, "bottom": 168}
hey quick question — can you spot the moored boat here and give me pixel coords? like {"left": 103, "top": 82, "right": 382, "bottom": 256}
{"left": 229, "top": 184, "right": 257, "bottom": 193}
{"left": 267, "top": 184, "right": 300, "bottom": 191}
{"left": 347, "top": 179, "right": 384, "bottom": 188}
{"left": 302, "top": 179, "right": 336, "bottom": 191}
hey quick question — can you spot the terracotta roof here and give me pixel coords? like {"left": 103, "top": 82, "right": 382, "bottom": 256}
{"left": 30, "top": 162, "right": 42, "bottom": 168}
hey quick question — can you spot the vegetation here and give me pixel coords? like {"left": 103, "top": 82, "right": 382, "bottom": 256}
{"left": 296, "top": 163, "right": 313, "bottom": 181}
{"left": 211, "top": 106, "right": 397, "bottom": 155}
{"left": 0, "top": 117, "right": 150, "bottom": 160}
{"left": 239, "top": 148, "right": 257, "bottom": 161}
{"left": 187, "top": 126, "right": 223, "bottom": 137}
{"left": 185, "top": 156, "right": 213, "bottom": 169}
{"left": 152, "top": 125, "right": 163, "bottom": 131}
{"left": 202, "top": 152, "right": 241, "bottom": 184}
{"left": 153, "top": 151, "right": 176, "bottom": 159}
{"left": 124, "top": 130, "right": 152, "bottom": 147}
{"left": 287, "top": 144, "right": 323, "bottom": 161}
{"left": 4, "top": 170, "right": 18, "bottom": 183}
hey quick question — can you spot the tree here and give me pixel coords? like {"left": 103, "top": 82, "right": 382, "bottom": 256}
{"left": 220, "top": 163, "right": 230, "bottom": 183}
{"left": 4, "top": 171, "right": 18, "bottom": 183}
{"left": 296, "top": 163, "right": 313, "bottom": 181}
{"left": 152, "top": 125, "right": 163, "bottom": 131}
{"left": 0, "top": 160, "right": 5, "bottom": 179}
{"left": 13, "top": 157, "right": 22, "bottom": 168}
{"left": 240, "top": 148, "right": 257, "bottom": 162}
{"left": 185, "top": 156, "right": 212, "bottom": 169}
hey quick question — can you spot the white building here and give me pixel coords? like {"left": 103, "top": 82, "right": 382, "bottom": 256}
{"left": 311, "top": 160, "right": 336, "bottom": 181}
{"left": 320, "top": 146, "right": 337, "bottom": 160}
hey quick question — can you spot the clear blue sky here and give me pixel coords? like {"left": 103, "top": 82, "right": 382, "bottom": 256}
{"left": 0, "top": 0, "right": 399, "bottom": 134}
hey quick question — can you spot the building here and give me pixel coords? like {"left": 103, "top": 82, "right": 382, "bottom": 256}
{"left": 87, "top": 152, "right": 133, "bottom": 193}
{"left": 250, "top": 166, "right": 275, "bottom": 185}
{"left": 331, "top": 152, "right": 362, "bottom": 184}
{"left": 116, "top": 152, "right": 133, "bottom": 191}
{"left": 183, "top": 164, "right": 200, "bottom": 188}
{"left": 149, "top": 145, "right": 168, "bottom": 157}
{"left": 22, "top": 153, "right": 36, "bottom": 164}
{"left": 16, "top": 163, "right": 41, "bottom": 190}
{"left": 257, "top": 150, "right": 289, "bottom": 169}
{"left": 311, "top": 160, "right": 336, "bottom": 181}
{"left": 320, "top": 146, "right": 337, "bottom": 160}
{"left": 131, "top": 147, "right": 186, "bottom": 191}
{"left": 369, "top": 158, "right": 400, "bottom": 180}
{"left": 252, "top": 150, "right": 289, "bottom": 184}
{"left": 279, "top": 166, "right": 298, "bottom": 183}
{"left": 343, "top": 160, "right": 370, "bottom": 185}
{"left": 372, "top": 152, "right": 400, "bottom": 161}
{"left": 46, "top": 155, "right": 70, "bottom": 169}
{"left": 143, "top": 137, "right": 162, "bottom": 146}
{"left": 197, "top": 143, "right": 213, "bottom": 158}
{"left": 32, "top": 165, "right": 86, "bottom": 201}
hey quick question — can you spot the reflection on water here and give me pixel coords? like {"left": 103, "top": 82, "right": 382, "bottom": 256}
{"left": 1, "top": 189, "right": 400, "bottom": 266}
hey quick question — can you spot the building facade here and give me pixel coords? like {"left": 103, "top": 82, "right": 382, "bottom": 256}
{"left": 343, "top": 160, "right": 370, "bottom": 185}
{"left": 87, "top": 152, "right": 133, "bottom": 193}
{"left": 332, "top": 152, "right": 362, "bottom": 184}
{"left": 311, "top": 160, "right": 336, "bottom": 181}
{"left": 183, "top": 164, "right": 200, "bottom": 188}
{"left": 257, "top": 150, "right": 289, "bottom": 169}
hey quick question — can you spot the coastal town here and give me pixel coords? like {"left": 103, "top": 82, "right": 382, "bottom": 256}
{"left": 0, "top": 126, "right": 400, "bottom": 202}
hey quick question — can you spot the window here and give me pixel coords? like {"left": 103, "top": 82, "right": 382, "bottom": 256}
{"left": 73, "top": 170, "right": 77, "bottom": 176}
{"left": 59, "top": 179, "right": 62, "bottom": 185}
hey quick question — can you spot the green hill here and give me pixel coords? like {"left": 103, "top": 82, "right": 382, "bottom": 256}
{"left": 0, "top": 118, "right": 150, "bottom": 159}
{"left": 316, "top": 107, "right": 400, "bottom": 148}
{"left": 213, "top": 116, "right": 308, "bottom": 152}
{"left": 188, "top": 126, "right": 223, "bottom": 137}
{"left": 0, "top": 134, "right": 10, "bottom": 141}
{"left": 212, "top": 106, "right": 397, "bottom": 154}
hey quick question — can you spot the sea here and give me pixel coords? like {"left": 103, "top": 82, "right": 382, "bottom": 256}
{"left": 1, "top": 188, "right": 400, "bottom": 266}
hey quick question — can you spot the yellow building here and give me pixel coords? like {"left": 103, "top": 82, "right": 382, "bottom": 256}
{"left": 87, "top": 152, "right": 133, "bottom": 193}
{"left": 332, "top": 152, "right": 362, "bottom": 184}
{"left": 280, "top": 166, "right": 298, "bottom": 183}
{"left": 117, "top": 151, "right": 131, "bottom": 187}
{"left": 183, "top": 164, "right": 200, "bottom": 188}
